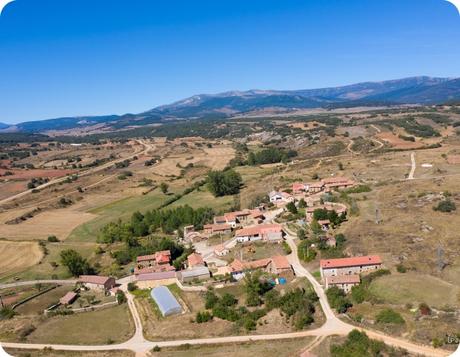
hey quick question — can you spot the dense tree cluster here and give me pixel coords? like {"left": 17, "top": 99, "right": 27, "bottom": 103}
{"left": 247, "top": 147, "right": 297, "bottom": 165}
{"left": 207, "top": 169, "right": 242, "bottom": 197}
{"left": 202, "top": 271, "right": 318, "bottom": 332}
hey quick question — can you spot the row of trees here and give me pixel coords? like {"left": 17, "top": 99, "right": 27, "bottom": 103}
{"left": 98, "top": 205, "right": 214, "bottom": 244}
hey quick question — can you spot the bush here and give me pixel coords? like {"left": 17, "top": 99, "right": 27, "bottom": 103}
{"left": 152, "top": 345, "right": 161, "bottom": 352}
{"left": 433, "top": 200, "right": 456, "bottom": 213}
{"left": 396, "top": 264, "right": 407, "bottom": 273}
{"left": 47, "top": 235, "right": 59, "bottom": 242}
{"left": 286, "top": 201, "right": 298, "bottom": 214}
{"left": 195, "top": 311, "right": 213, "bottom": 323}
{"left": 375, "top": 309, "right": 405, "bottom": 325}
{"left": 0, "top": 307, "right": 16, "bottom": 320}
{"left": 127, "top": 282, "right": 137, "bottom": 292}
{"left": 116, "top": 291, "right": 127, "bottom": 304}
{"left": 60, "top": 249, "right": 92, "bottom": 276}
{"left": 282, "top": 241, "right": 292, "bottom": 255}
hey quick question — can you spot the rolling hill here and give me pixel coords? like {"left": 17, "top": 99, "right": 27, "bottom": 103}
{"left": 2, "top": 76, "right": 460, "bottom": 133}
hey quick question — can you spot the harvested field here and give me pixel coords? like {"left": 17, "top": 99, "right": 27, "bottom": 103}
{"left": 0, "top": 241, "right": 42, "bottom": 280}
{"left": 447, "top": 155, "right": 460, "bottom": 164}
{"left": 0, "top": 209, "right": 96, "bottom": 241}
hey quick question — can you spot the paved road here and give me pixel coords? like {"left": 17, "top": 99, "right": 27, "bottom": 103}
{"left": 0, "top": 140, "right": 153, "bottom": 207}
{"left": 408, "top": 152, "right": 416, "bottom": 180}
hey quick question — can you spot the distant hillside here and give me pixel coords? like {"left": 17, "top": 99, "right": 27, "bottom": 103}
{"left": 2, "top": 76, "right": 460, "bottom": 133}
{"left": 0, "top": 122, "right": 10, "bottom": 130}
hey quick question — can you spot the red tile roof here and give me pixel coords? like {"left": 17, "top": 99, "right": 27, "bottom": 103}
{"left": 135, "top": 264, "right": 175, "bottom": 275}
{"left": 271, "top": 255, "right": 291, "bottom": 270}
{"left": 187, "top": 253, "right": 204, "bottom": 267}
{"left": 326, "top": 275, "right": 360, "bottom": 285}
{"left": 136, "top": 271, "right": 176, "bottom": 281}
{"left": 320, "top": 255, "right": 382, "bottom": 269}
{"left": 235, "top": 224, "right": 282, "bottom": 237}
{"left": 230, "top": 258, "right": 271, "bottom": 272}
{"left": 79, "top": 275, "right": 113, "bottom": 285}
{"left": 60, "top": 291, "right": 78, "bottom": 305}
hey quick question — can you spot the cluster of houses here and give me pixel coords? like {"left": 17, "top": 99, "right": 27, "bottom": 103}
{"left": 216, "top": 255, "right": 293, "bottom": 281}
{"left": 292, "top": 177, "right": 356, "bottom": 195}
{"left": 320, "top": 255, "right": 383, "bottom": 293}
{"left": 268, "top": 176, "right": 355, "bottom": 207}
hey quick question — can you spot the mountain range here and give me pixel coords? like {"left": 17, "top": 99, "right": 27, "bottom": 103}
{"left": 2, "top": 76, "right": 460, "bottom": 133}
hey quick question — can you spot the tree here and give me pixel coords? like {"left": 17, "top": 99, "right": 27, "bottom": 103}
{"left": 286, "top": 201, "right": 298, "bottom": 214}
{"left": 160, "top": 182, "right": 169, "bottom": 194}
{"left": 298, "top": 198, "right": 307, "bottom": 208}
{"left": 116, "top": 291, "right": 127, "bottom": 304}
{"left": 207, "top": 169, "right": 242, "bottom": 197}
{"left": 60, "top": 249, "right": 92, "bottom": 276}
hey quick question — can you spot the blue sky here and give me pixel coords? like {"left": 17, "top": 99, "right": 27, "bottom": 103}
{"left": 0, "top": 0, "right": 459, "bottom": 124}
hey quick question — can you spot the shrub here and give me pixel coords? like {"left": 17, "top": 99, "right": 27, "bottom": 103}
{"left": 152, "top": 345, "right": 161, "bottom": 352}
{"left": 0, "top": 307, "right": 16, "bottom": 320}
{"left": 433, "top": 200, "right": 456, "bottom": 213}
{"left": 195, "top": 311, "right": 213, "bottom": 323}
{"left": 47, "top": 235, "right": 59, "bottom": 242}
{"left": 375, "top": 309, "right": 405, "bottom": 325}
{"left": 127, "top": 282, "right": 137, "bottom": 292}
{"left": 419, "top": 303, "right": 431, "bottom": 316}
{"left": 396, "top": 264, "right": 407, "bottom": 273}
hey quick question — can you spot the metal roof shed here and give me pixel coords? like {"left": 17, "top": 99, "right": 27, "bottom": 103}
{"left": 150, "top": 286, "right": 182, "bottom": 317}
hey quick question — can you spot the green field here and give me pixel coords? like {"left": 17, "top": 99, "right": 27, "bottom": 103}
{"left": 169, "top": 188, "right": 234, "bottom": 212}
{"left": 369, "top": 273, "right": 460, "bottom": 309}
{"left": 68, "top": 189, "right": 169, "bottom": 242}
{"left": 27, "top": 304, "right": 134, "bottom": 345}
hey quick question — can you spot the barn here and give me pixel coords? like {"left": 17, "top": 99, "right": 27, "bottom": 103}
{"left": 150, "top": 286, "right": 182, "bottom": 317}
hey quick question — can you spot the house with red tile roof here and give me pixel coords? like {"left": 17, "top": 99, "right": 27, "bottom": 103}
{"left": 79, "top": 275, "right": 116, "bottom": 291}
{"left": 325, "top": 275, "right": 360, "bottom": 293}
{"left": 136, "top": 250, "right": 171, "bottom": 267}
{"left": 320, "top": 255, "right": 382, "bottom": 279}
{"left": 268, "top": 255, "right": 292, "bottom": 275}
{"left": 135, "top": 271, "right": 177, "bottom": 289}
{"left": 187, "top": 253, "right": 205, "bottom": 268}
{"left": 214, "top": 244, "right": 229, "bottom": 257}
{"left": 235, "top": 224, "right": 284, "bottom": 243}
{"left": 204, "top": 223, "right": 232, "bottom": 235}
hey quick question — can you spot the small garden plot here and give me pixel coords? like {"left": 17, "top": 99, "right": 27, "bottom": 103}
{"left": 26, "top": 304, "right": 134, "bottom": 345}
{"left": 15, "top": 285, "right": 74, "bottom": 315}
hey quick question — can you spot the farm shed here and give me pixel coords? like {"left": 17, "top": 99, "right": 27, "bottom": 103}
{"left": 150, "top": 286, "right": 182, "bottom": 317}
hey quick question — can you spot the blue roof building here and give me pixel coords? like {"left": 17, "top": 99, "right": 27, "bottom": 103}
{"left": 150, "top": 286, "right": 182, "bottom": 317}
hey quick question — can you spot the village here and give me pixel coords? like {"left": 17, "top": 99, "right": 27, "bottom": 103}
{"left": 38, "top": 175, "right": 383, "bottom": 323}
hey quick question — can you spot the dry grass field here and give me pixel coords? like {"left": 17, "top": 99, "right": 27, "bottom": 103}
{"left": 26, "top": 304, "right": 134, "bottom": 345}
{"left": 0, "top": 241, "right": 42, "bottom": 280}
{"left": 153, "top": 338, "right": 314, "bottom": 357}
{"left": 4, "top": 350, "right": 135, "bottom": 357}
